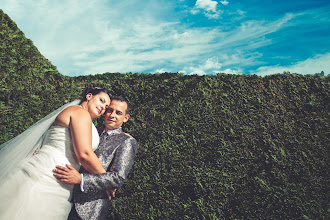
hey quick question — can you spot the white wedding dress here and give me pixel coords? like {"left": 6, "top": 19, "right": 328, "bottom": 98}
{"left": 0, "top": 124, "right": 99, "bottom": 220}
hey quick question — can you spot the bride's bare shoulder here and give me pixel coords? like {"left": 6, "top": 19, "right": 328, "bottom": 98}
{"left": 55, "top": 106, "right": 89, "bottom": 127}
{"left": 64, "top": 105, "right": 82, "bottom": 111}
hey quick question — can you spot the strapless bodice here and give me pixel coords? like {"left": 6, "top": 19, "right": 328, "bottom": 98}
{"left": 38, "top": 124, "right": 99, "bottom": 171}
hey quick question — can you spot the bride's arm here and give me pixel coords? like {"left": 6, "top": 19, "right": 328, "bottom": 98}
{"left": 70, "top": 109, "right": 106, "bottom": 175}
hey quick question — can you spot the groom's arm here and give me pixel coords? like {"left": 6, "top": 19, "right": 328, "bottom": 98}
{"left": 82, "top": 137, "right": 137, "bottom": 193}
{"left": 53, "top": 137, "right": 137, "bottom": 192}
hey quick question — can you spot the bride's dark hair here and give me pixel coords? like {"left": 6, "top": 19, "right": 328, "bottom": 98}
{"left": 79, "top": 84, "right": 112, "bottom": 104}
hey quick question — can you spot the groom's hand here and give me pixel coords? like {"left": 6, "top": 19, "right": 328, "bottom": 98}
{"left": 53, "top": 164, "right": 82, "bottom": 184}
{"left": 106, "top": 189, "right": 117, "bottom": 200}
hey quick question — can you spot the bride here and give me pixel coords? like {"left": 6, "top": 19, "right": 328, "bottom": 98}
{"left": 0, "top": 84, "right": 111, "bottom": 219}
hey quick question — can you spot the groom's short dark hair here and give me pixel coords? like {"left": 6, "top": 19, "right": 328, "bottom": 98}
{"left": 111, "top": 96, "right": 131, "bottom": 114}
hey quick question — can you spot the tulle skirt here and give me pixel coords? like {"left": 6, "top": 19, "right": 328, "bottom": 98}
{"left": 0, "top": 124, "right": 99, "bottom": 220}
{"left": 0, "top": 133, "right": 77, "bottom": 220}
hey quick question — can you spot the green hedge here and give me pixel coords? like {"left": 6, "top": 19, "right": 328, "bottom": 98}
{"left": 97, "top": 73, "right": 328, "bottom": 219}
{"left": 1, "top": 10, "right": 329, "bottom": 219}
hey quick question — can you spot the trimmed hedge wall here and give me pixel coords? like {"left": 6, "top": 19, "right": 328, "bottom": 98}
{"left": 1, "top": 10, "right": 329, "bottom": 219}
{"left": 88, "top": 73, "right": 329, "bottom": 219}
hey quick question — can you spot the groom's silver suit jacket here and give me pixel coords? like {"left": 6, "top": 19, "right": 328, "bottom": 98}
{"left": 73, "top": 127, "right": 137, "bottom": 220}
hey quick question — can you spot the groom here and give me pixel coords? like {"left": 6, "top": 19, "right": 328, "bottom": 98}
{"left": 53, "top": 96, "right": 137, "bottom": 220}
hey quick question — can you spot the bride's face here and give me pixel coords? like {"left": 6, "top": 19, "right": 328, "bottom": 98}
{"left": 86, "top": 92, "right": 111, "bottom": 118}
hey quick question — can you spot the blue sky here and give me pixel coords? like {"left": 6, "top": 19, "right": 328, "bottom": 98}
{"left": 2, "top": 0, "right": 329, "bottom": 76}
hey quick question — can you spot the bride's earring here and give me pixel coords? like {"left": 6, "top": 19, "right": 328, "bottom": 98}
{"left": 86, "top": 93, "right": 92, "bottom": 103}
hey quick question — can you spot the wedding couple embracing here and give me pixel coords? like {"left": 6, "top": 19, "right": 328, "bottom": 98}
{"left": 0, "top": 84, "right": 137, "bottom": 220}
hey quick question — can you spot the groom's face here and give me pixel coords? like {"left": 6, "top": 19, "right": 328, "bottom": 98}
{"left": 104, "top": 100, "right": 130, "bottom": 131}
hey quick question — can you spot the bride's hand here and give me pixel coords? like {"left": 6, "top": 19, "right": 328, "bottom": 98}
{"left": 32, "top": 149, "right": 39, "bottom": 155}
{"left": 105, "top": 188, "right": 116, "bottom": 200}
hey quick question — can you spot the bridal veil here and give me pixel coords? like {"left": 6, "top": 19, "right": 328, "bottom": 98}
{"left": 0, "top": 99, "right": 81, "bottom": 184}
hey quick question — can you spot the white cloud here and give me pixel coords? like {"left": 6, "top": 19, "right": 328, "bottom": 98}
{"left": 205, "top": 57, "right": 222, "bottom": 69}
{"left": 180, "top": 57, "right": 222, "bottom": 75}
{"left": 195, "top": 0, "right": 218, "bottom": 12}
{"left": 190, "top": 9, "right": 199, "bottom": 15}
{"left": 205, "top": 11, "right": 221, "bottom": 19}
{"left": 191, "top": 0, "right": 221, "bottom": 19}
{"left": 180, "top": 56, "right": 245, "bottom": 75}
{"left": 155, "top": 69, "right": 170, "bottom": 73}
{"left": 222, "top": 69, "right": 242, "bottom": 74}
{"left": 253, "top": 53, "right": 330, "bottom": 76}
{"left": 220, "top": 0, "right": 229, "bottom": 6}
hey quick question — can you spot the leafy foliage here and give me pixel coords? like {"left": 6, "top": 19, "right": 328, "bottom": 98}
{"left": 1, "top": 10, "right": 329, "bottom": 219}
{"left": 0, "top": 10, "right": 80, "bottom": 143}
